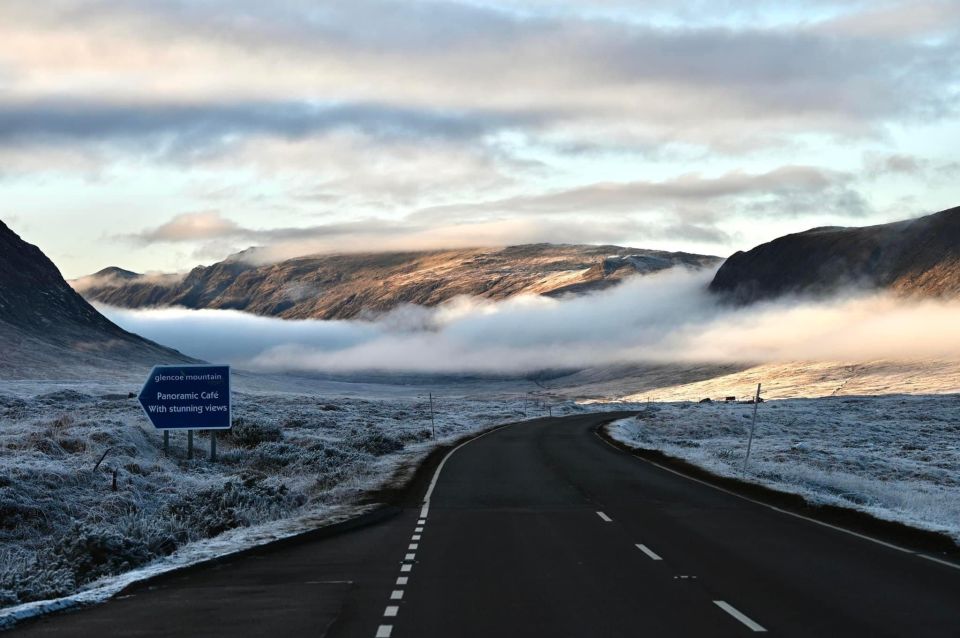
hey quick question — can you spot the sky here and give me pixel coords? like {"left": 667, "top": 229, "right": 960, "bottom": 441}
{"left": 1, "top": 0, "right": 958, "bottom": 279}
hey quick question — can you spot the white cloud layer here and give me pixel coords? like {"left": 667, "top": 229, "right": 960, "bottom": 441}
{"left": 100, "top": 267, "right": 960, "bottom": 375}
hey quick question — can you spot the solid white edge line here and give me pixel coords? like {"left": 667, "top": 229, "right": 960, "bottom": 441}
{"left": 594, "top": 430, "right": 960, "bottom": 571}
{"left": 636, "top": 543, "right": 663, "bottom": 560}
{"left": 596, "top": 511, "right": 613, "bottom": 522}
{"left": 421, "top": 421, "right": 521, "bottom": 510}
{"left": 714, "top": 601, "right": 767, "bottom": 632}
{"left": 384, "top": 606, "right": 399, "bottom": 617}
{"left": 919, "top": 554, "right": 960, "bottom": 570}
{"left": 376, "top": 625, "right": 393, "bottom": 638}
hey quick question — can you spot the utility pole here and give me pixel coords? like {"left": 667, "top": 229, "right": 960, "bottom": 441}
{"left": 742, "top": 383, "right": 761, "bottom": 476}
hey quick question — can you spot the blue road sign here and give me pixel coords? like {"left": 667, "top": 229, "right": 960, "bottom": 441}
{"left": 138, "top": 365, "right": 232, "bottom": 430}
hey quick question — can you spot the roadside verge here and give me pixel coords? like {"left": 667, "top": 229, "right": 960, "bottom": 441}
{"left": 596, "top": 420, "right": 960, "bottom": 565}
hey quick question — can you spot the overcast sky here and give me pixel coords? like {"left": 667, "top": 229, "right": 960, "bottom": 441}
{"left": 2, "top": 0, "right": 958, "bottom": 278}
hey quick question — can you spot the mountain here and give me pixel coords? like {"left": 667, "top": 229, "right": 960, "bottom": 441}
{"left": 75, "top": 244, "right": 721, "bottom": 320}
{"left": 0, "top": 220, "right": 192, "bottom": 379}
{"left": 709, "top": 205, "right": 960, "bottom": 304}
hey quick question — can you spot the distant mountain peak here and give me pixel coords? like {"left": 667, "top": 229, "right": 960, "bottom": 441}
{"left": 76, "top": 243, "right": 722, "bottom": 320}
{"left": 709, "top": 205, "right": 960, "bottom": 304}
{"left": 0, "top": 219, "right": 193, "bottom": 378}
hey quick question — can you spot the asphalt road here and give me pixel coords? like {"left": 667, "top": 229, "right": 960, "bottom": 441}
{"left": 12, "top": 413, "right": 960, "bottom": 637}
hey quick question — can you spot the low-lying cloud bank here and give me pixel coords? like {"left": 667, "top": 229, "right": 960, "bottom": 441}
{"left": 100, "top": 267, "right": 960, "bottom": 375}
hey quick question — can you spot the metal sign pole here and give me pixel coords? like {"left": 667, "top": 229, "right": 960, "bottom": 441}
{"left": 743, "top": 383, "right": 761, "bottom": 476}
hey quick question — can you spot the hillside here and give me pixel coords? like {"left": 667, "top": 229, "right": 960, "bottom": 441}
{"left": 709, "top": 205, "right": 960, "bottom": 303}
{"left": 75, "top": 244, "right": 720, "bottom": 320}
{"left": 0, "top": 220, "right": 192, "bottom": 378}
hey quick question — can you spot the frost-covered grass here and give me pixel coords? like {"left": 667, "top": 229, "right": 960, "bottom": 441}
{"left": 607, "top": 395, "right": 960, "bottom": 543}
{"left": 0, "top": 384, "right": 584, "bottom": 611}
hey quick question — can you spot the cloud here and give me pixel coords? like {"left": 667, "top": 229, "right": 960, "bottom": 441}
{"left": 1, "top": 1, "right": 957, "bottom": 153}
{"left": 864, "top": 152, "right": 960, "bottom": 180}
{"left": 412, "top": 166, "right": 870, "bottom": 232}
{"left": 100, "top": 266, "right": 960, "bottom": 376}
{"left": 135, "top": 211, "right": 241, "bottom": 243}
{"left": 125, "top": 214, "right": 675, "bottom": 263}
{"left": 0, "top": 100, "right": 541, "bottom": 161}
{"left": 122, "top": 164, "right": 866, "bottom": 261}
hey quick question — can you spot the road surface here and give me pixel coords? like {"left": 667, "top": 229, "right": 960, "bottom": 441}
{"left": 11, "top": 413, "right": 960, "bottom": 637}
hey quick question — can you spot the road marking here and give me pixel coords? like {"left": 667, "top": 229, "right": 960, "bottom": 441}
{"left": 409, "top": 543, "right": 418, "bottom": 550}
{"left": 384, "top": 606, "right": 399, "bottom": 617}
{"left": 596, "top": 511, "right": 613, "bottom": 522}
{"left": 635, "top": 544, "right": 662, "bottom": 560}
{"left": 594, "top": 430, "right": 960, "bottom": 571}
{"left": 405, "top": 553, "right": 416, "bottom": 561}
{"left": 376, "top": 625, "right": 393, "bottom": 637}
{"left": 417, "top": 519, "right": 426, "bottom": 525}
{"left": 919, "top": 554, "right": 960, "bottom": 571}
{"left": 400, "top": 564, "right": 412, "bottom": 573}
{"left": 412, "top": 534, "right": 421, "bottom": 541}
{"left": 391, "top": 590, "right": 404, "bottom": 600}
{"left": 714, "top": 601, "right": 766, "bottom": 632}
{"left": 415, "top": 526, "right": 424, "bottom": 532}
{"left": 396, "top": 576, "right": 408, "bottom": 585}
{"left": 421, "top": 421, "right": 519, "bottom": 517}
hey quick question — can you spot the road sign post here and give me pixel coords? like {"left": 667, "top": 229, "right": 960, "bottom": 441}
{"left": 138, "top": 365, "right": 232, "bottom": 458}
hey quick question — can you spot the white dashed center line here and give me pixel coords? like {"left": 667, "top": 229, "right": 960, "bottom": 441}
{"left": 405, "top": 553, "right": 416, "bottom": 561}
{"left": 635, "top": 544, "right": 663, "bottom": 560}
{"left": 376, "top": 625, "right": 392, "bottom": 637}
{"left": 714, "top": 601, "right": 767, "bottom": 632}
{"left": 400, "top": 564, "right": 412, "bottom": 573}
{"left": 596, "top": 511, "right": 613, "bottom": 522}
{"left": 409, "top": 544, "right": 418, "bottom": 550}
{"left": 384, "top": 606, "right": 399, "bottom": 618}
{"left": 396, "top": 576, "right": 408, "bottom": 586}
{"left": 415, "top": 526, "right": 424, "bottom": 532}
{"left": 390, "top": 590, "right": 404, "bottom": 600}
{"left": 412, "top": 534, "right": 421, "bottom": 541}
